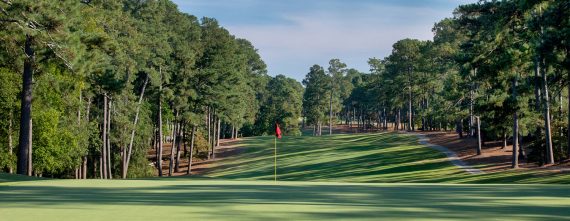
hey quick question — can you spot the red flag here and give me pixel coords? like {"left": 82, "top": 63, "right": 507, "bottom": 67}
{"left": 275, "top": 123, "right": 282, "bottom": 139}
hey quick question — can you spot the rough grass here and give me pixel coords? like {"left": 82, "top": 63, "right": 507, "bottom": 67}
{"left": 1, "top": 132, "right": 569, "bottom": 221}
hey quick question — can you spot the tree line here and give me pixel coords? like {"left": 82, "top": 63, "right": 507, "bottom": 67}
{"left": 301, "top": 0, "right": 569, "bottom": 168}
{"left": 1, "top": 0, "right": 567, "bottom": 178}
{"left": 0, "top": 0, "right": 304, "bottom": 178}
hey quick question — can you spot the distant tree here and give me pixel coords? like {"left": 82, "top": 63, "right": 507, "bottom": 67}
{"left": 303, "top": 65, "right": 329, "bottom": 136}
{"left": 254, "top": 75, "right": 303, "bottom": 136}
{"left": 327, "top": 59, "right": 347, "bottom": 135}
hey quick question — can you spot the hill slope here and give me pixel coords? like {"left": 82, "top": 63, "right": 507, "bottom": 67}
{"left": 201, "top": 133, "right": 570, "bottom": 184}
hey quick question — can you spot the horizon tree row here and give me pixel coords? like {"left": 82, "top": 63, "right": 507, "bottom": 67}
{"left": 302, "top": 0, "right": 569, "bottom": 167}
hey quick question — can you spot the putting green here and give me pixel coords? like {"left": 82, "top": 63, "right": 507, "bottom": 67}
{"left": 1, "top": 133, "right": 569, "bottom": 220}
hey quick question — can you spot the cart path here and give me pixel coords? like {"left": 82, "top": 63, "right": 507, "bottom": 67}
{"left": 416, "top": 134, "right": 485, "bottom": 175}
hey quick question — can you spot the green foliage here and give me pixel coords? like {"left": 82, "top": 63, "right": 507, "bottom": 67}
{"left": 0, "top": 69, "right": 20, "bottom": 172}
{"left": 299, "top": 0, "right": 569, "bottom": 165}
{"left": 192, "top": 130, "right": 211, "bottom": 159}
{"left": 303, "top": 65, "right": 330, "bottom": 127}
{"left": 32, "top": 109, "right": 81, "bottom": 175}
{"left": 1, "top": 0, "right": 568, "bottom": 177}
{"left": 0, "top": 0, "right": 276, "bottom": 178}
{"left": 251, "top": 75, "right": 304, "bottom": 136}
{"left": 29, "top": 65, "right": 86, "bottom": 176}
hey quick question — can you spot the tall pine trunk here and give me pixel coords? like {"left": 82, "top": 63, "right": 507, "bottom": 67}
{"left": 383, "top": 107, "right": 387, "bottom": 130}
{"left": 519, "top": 134, "right": 526, "bottom": 160}
{"left": 76, "top": 90, "right": 82, "bottom": 179}
{"left": 102, "top": 94, "right": 108, "bottom": 179}
{"left": 313, "top": 124, "right": 316, "bottom": 136}
{"left": 175, "top": 123, "right": 182, "bottom": 173}
{"left": 95, "top": 158, "right": 99, "bottom": 179}
{"left": 476, "top": 116, "right": 482, "bottom": 155}
{"left": 512, "top": 77, "right": 519, "bottom": 169}
{"left": 350, "top": 107, "right": 352, "bottom": 128}
{"left": 123, "top": 74, "right": 148, "bottom": 179}
{"left": 8, "top": 112, "right": 13, "bottom": 174}
{"left": 408, "top": 66, "right": 413, "bottom": 132}
{"left": 345, "top": 106, "right": 349, "bottom": 125}
{"left": 17, "top": 34, "right": 34, "bottom": 176}
{"left": 397, "top": 108, "right": 401, "bottom": 131}
{"left": 532, "top": 58, "right": 544, "bottom": 161}
{"left": 27, "top": 119, "right": 32, "bottom": 176}
{"left": 187, "top": 125, "right": 196, "bottom": 174}
{"left": 169, "top": 112, "right": 178, "bottom": 176}
{"left": 559, "top": 92, "right": 563, "bottom": 155}
{"left": 329, "top": 90, "right": 333, "bottom": 135}
{"left": 183, "top": 124, "right": 188, "bottom": 155}
{"left": 207, "top": 107, "right": 211, "bottom": 154}
{"left": 82, "top": 156, "right": 87, "bottom": 179}
{"left": 534, "top": 59, "right": 542, "bottom": 111}
{"left": 513, "top": 111, "right": 519, "bottom": 169}
{"left": 157, "top": 68, "right": 164, "bottom": 177}
{"left": 212, "top": 116, "right": 220, "bottom": 159}
{"left": 541, "top": 61, "right": 554, "bottom": 164}
{"left": 216, "top": 118, "right": 221, "bottom": 147}
{"left": 107, "top": 100, "right": 112, "bottom": 179}
{"left": 408, "top": 91, "right": 412, "bottom": 131}
{"left": 83, "top": 97, "right": 91, "bottom": 179}
{"left": 210, "top": 110, "right": 216, "bottom": 159}
{"left": 469, "top": 69, "right": 475, "bottom": 137}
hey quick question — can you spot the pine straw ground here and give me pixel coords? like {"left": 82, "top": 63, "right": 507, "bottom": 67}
{"left": 147, "top": 138, "right": 245, "bottom": 177}
{"left": 423, "top": 132, "right": 570, "bottom": 172}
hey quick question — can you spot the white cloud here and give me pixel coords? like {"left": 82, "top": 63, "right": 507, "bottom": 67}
{"left": 225, "top": 5, "right": 451, "bottom": 79}
{"left": 172, "top": 0, "right": 478, "bottom": 80}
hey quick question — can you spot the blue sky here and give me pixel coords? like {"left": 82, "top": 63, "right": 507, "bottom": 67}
{"left": 172, "top": 0, "right": 476, "bottom": 81}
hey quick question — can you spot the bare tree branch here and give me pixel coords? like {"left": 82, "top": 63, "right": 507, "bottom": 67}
{"left": 46, "top": 41, "right": 74, "bottom": 71}
{"left": 45, "top": 31, "right": 74, "bottom": 71}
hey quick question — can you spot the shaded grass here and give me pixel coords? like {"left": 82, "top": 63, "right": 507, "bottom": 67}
{"left": 1, "top": 178, "right": 569, "bottom": 221}
{"left": 1, "top": 133, "right": 569, "bottom": 220}
{"left": 0, "top": 173, "right": 44, "bottom": 185}
{"left": 203, "top": 133, "right": 570, "bottom": 184}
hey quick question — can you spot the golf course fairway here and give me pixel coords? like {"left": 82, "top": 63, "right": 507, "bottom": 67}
{"left": 1, "top": 133, "right": 569, "bottom": 221}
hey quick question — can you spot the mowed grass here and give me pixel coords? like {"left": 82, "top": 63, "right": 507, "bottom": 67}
{"left": 204, "top": 132, "right": 570, "bottom": 184}
{"left": 1, "top": 132, "right": 569, "bottom": 221}
{"left": 1, "top": 176, "right": 570, "bottom": 221}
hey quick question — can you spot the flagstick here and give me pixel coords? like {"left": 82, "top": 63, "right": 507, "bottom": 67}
{"left": 274, "top": 136, "right": 277, "bottom": 182}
